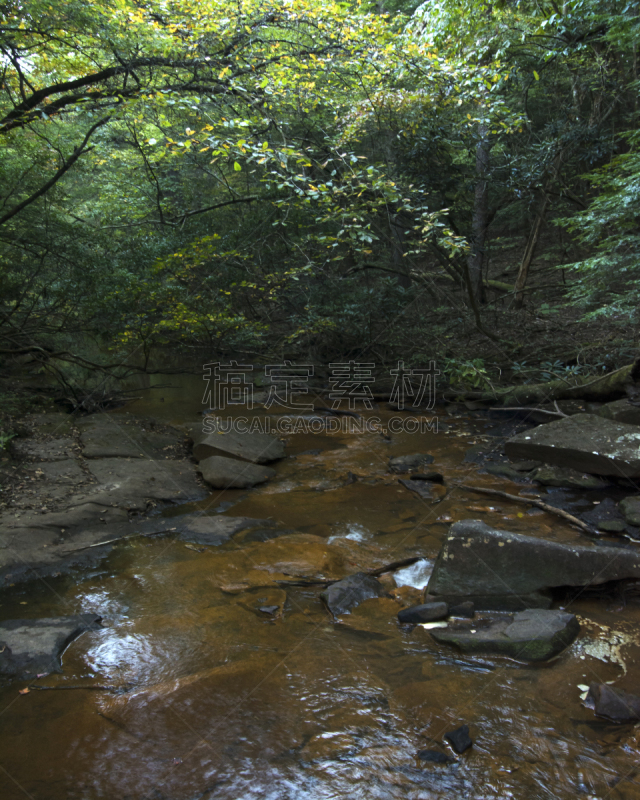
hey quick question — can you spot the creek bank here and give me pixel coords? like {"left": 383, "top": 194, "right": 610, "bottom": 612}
{"left": 0, "top": 411, "right": 208, "bottom": 587}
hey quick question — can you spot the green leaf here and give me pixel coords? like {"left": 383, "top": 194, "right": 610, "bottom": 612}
{"left": 233, "top": 161, "right": 242, "bottom": 171}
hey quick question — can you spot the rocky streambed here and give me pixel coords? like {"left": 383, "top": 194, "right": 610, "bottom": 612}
{"left": 1, "top": 380, "right": 640, "bottom": 800}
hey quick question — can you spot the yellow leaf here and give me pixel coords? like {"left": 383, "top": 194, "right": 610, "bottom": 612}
{"left": 233, "top": 161, "right": 242, "bottom": 171}
{"left": 533, "top": 70, "right": 540, "bottom": 81}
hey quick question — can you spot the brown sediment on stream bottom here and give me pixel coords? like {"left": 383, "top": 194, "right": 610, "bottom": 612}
{"left": 2, "top": 388, "right": 640, "bottom": 800}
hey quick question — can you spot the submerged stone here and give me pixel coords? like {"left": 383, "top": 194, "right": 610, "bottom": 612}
{"left": 586, "top": 683, "right": 640, "bottom": 722}
{"left": 321, "top": 572, "right": 387, "bottom": 616}
{"left": 418, "top": 749, "right": 453, "bottom": 764}
{"left": 485, "top": 464, "right": 527, "bottom": 481}
{"left": 197, "top": 455, "right": 275, "bottom": 489}
{"left": 389, "top": 453, "right": 435, "bottom": 474}
{"left": 175, "top": 515, "right": 272, "bottom": 546}
{"left": 0, "top": 614, "right": 101, "bottom": 679}
{"left": 445, "top": 724, "right": 473, "bottom": 754}
{"left": 505, "top": 413, "right": 640, "bottom": 479}
{"left": 430, "top": 609, "right": 579, "bottom": 662}
{"left": 532, "top": 465, "right": 608, "bottom": 489}
{"left": 398, "top": 602, "right": 448, "bottom": 624}
{"left": 449, "top": 601, "right": 475, "bottom": 618}
{"left": 427, "top": 520, "right": 640, "bottom": 608}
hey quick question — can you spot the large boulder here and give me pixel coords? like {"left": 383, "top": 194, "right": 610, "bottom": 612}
{"left": 430, "top": 609, "right": 579, "bottom": 662}
{"left": 427, "top": 520, "right": 640, "bottom": 609}
{"left": 620, "top": 496, "right": 640, "bottom": 526}
{"left": 505, "top": 413, "right": 640, "bottom": 479}
{"left": 190, "top": 424, "right": 284, "bottom": 464}
{"left": 597, "top": 398, "right": 640, "bottom": 427}
{"left": 586, "top": 683, "right": 640, "bottom": 722}
{"left": 0, "top": 614, "right": 101, "bottom": 679}
{"left": 197, "top": 455, "right": 275, "bottom": 489}
{"left": 321, "top": 572, "right": 388, "bottom": 616}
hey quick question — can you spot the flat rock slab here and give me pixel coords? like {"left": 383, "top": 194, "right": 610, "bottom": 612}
{"left": 430, "top": 609, "right": 579, "bottom": 662}
{"left": 24, "top": 459, "right": 86, "bottom": 484}
{"left": 198, "top": 455, "right": 275, "bottom": 489}
{"left": 11, "top": 436, "right": 77, "bottom": 462}
{"left": 24, "top": 412, "right": 74, "bottom": 433}
{"left": 0, "top": 614, "right": 101, "bottom": 679}
{"left": 79, "top": 414, "right": 179, "bottom": 459}
{"left": 85, "top": 458, "right": 203, "bottom": 508}
{"left": 586, "top": 683, "right": 640, "bottom": 722}
{"left": 190, "top": 424, "right": 285, "bottom": 464}
{"left": 428, "top": 519, "right": 640, "bottom": 608}
{"left": 532, "top": 465, "right": 608, "bottom": 489}
{"left": 321, "top": 572, "right": 388, "bottom": 616}
{"left": 505, "top": 413, "right": 640, "bottom": 479}
{"left": 620, "top": 496, "right": 640, "bottom": 526}
{"left": 389, "top": 453, "right": 435, "bottom": 474}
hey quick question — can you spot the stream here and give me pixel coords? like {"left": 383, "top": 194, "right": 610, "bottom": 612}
{"left": 1, "top": 374, "right": 639, "bottom": 800}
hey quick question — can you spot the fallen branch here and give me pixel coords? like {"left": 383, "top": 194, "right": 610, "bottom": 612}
{"left": 489, "top": 400, "right": 569, "bottom": 418}
{"left": 454, "top": 483, "right": 599, "bottom": 537}
{"left": 274, "top": 556, "right": 426, "bottom": 588}
{"left": 28, "top": 684, "right": 126, "bottom": 692}
{"left": 368, "top": 556, "right": 422, "bottom": 576}
{"left": 64, "top": 528, "right": 175, "bottom": 553}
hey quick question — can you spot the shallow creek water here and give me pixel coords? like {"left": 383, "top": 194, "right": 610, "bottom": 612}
{"left": 2, "top": 375, "right": 640, "bottom": 799}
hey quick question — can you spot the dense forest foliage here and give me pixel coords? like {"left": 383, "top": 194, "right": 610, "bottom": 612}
{"left": 0, "top": 0, "right": 638, "bottom": 405}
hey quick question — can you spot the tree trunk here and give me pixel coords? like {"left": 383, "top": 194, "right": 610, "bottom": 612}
{"left": 513, "top": 150, "right": 564, "bottom": 307}
{"left": 513, "top": 191, "right": 551, "bottom": 308}
{"left": 391, "top": 214, "right": 412, "bottom": 289}
{"left": 467, "top": 122, "right": 490, "bottom": 305}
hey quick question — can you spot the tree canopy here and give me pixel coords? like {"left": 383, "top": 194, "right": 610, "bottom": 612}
{"left": 1, "top": 0, "right": 638, "bottom": 398}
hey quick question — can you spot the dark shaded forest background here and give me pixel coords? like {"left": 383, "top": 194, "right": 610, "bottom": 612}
{"left": 1, "top": 0, "right": 638, "bottom": 423}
